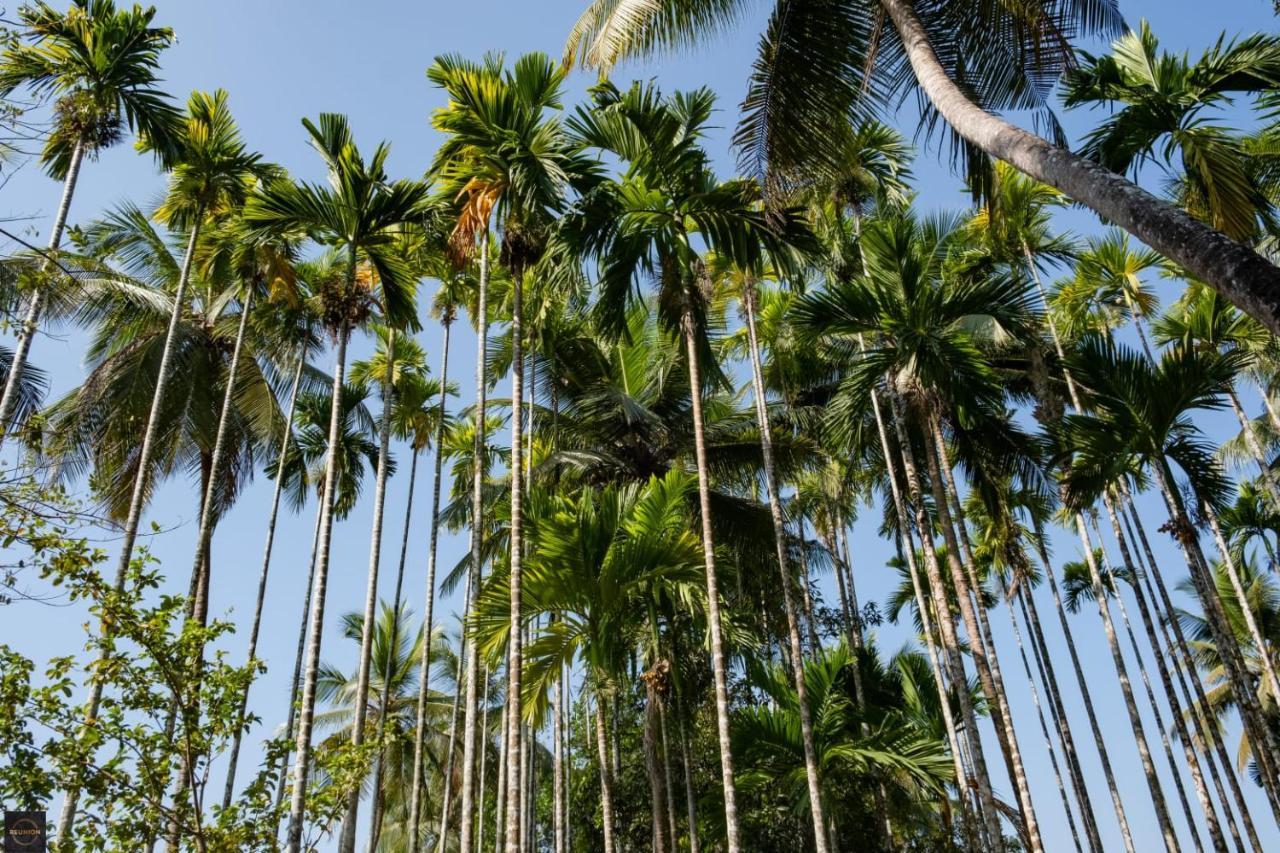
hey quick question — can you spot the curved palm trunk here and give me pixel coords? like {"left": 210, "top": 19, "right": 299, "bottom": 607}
{"left": 928, "top": 421, "right": 1043, "bottom": 852}
{"left": 190, "top": 287, "right": 256, "bottom": 625}
{"left": 408, "top": 316, "right": 453, "bottom": 851}
{"left": 886, "top": 393, "right": 1002, "bottom": 847}
{"left": 0, "top": 138, "right": 85, "bottom": 439}
{"left": 458, "top": 233, "right": 490, "bottom": 853}
{"left": 680, "top": 305, "right": 742, "bottom": 852}
{"left": 369, "top": 446, "right": 421, "bottom": 852}
{"left": 1030, "top": 530, "right": 1138, "bottom": 853}
{"left": 1225, "top": 388, "right": 1280, "bottom": 511}
{"left": 284, "top": 305, "right": 353, "bottom": 852}
{"left": 742, "top": 282, "right": 829, "bottom": 850}
{"left": 223, "top": 352, "right": 305, "bottom": 810}
{"left": 877, "top": 0, "right": 1280, "bottom": 334}
{"left": 273, "top": 483, "right": 327, "bottom": 821}
{"left": 337, "top": 332, "right": 396, "bottom": 853}
{"left": 1122, "top": 490, "right": 1263, "bottom": 853}
{"left": 55, "top": 213, "right": 204, "bottom": 849}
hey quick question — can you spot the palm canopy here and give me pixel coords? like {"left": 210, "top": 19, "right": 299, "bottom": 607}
{"left": 244, "top": 113, "right": 433, "bottom": 330}
{"left": 471, "top": 469, "right": 706, "bottom": 721}
{"left": 1065, "top": 21, "right": 1280, "bottom": 240}
{"left": 0, "top": 0, "right": 179, "bottom": 176}
{"left": 558, "top": 79, "right": 814, "bottom": 341}
{"left": 34, "top": 202, "right": 288, "bottom": 520}
{"left": 565, "top": 0, "right": 1124, "bottom": 190}
{"left": 1057, "top": 335, "right": 1245, "bottom": 512}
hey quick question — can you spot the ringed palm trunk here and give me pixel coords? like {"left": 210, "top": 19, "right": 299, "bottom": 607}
{"left": 0, "top": 138, "right": 85, "bottom": 439}
{"left": 741, "top": 282, "right": 829, "bottom": 851}
{"left": 1227, "top": 386, "right": 1280, "bottom": 509}
{"left": 436, "top": 619, "right": 468, "bottom": 853}
{"left": 1121, "top": 491, "right": 1262, "bottom": 853}
{"left": 223, "top": 351, "right": 306, "bottom": 810}
{"left": 927, "top": 419, "right": 1043, "bottom": 852}
{"left": 54, "top": 211, "right": 205, "bottom": 849}
{"left": 593, "top": 681, "right": 618, "bottom": 853}
{"left": 503, "top": 266, "right": 527, "bottom": 853}
{"left": 189, "top": 287, "right": 256, "bottom": 625}
{"left": 458, "top": 231, "right": 491, "bottom": 853}
{"left": 643, "top": 675, "right": 671, "bottom": 853}
{"left": 369, "top": 444, "right": 421, "bottom": 852}
{"left": 284, "top": 292, "right": 354, "bottom": 852}
{"left": 886, "top": 392, "right": 1003, "bottom": 847}
{"left": 553, "top": 663, "right": 566, "bottom": 853}
{"left": 274, "top": 480, "right": 328, "bottom": 819}
{"left": 878, "top": 0, "right": 1280, "bottom": 334}
{"left": 680, "top": 303, "right": 742, "bottom": 852}
{"left": 1153, "top": 460, "right": 1280, "bottom": 820}
{"left": 337, "top": 331, "right": 396, "bottom": 853}
{"left": 408, "top": 315, "right": 454, "bottom": 851}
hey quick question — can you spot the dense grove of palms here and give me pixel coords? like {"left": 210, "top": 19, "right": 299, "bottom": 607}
{"left": 7, "top": 1, "right": 1280, "bottom": 851}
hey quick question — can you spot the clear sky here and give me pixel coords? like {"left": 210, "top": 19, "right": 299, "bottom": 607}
{"left": 2, "top": 1, "right": 1278, "bottom": 850}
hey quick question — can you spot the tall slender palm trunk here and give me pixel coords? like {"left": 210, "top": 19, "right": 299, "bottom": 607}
{"left": 886, "top": 392, "right": 1002, "bottom": 847}
{"left": 478, "top": 662, "right": 493, "bottom": 853}
{"left": 458, "top": 232, "right": 490, "bottom": 853}
{"left": 1225, "top": 388, "right": 1280, "bottom": 510}
{"left": 408, "top": 316, "right": 454, "bottom": 851}
{"left": 1101, "top": 503, "right": 1225, "bottom": 852}
{"left": 741, "top": 282, "right": 829, "bottom": 850}
{"left": 928, "top": 422, "right": 1043, "bottom": 852}
{"left": 55, "top": 213, "right": 204, "bottom": 848}
{"left": 274, "top": 482, "right": 327, "bottom": 820}
{"left": 223, "top": 352, "right": 305, "bottom": 810}
{"left": 877, "top": 0, "right": 1280, "bottom": 334}
{"left": 553, "top": 664, "right": 566, "bottom": 853}
{"left": 284, "top": 303, "right": 353, "bottom": 852}
{"left": 338, "top": 329, "right": 396, "bottom": 853}
{"left": 0, "top": 138, "right": 85, "bottom": 438}
{"left": 680, "top": 305, "right": 741, "bottom": 852}
{"left": 503, "top": 267, "right": 527, "bottom": 853}
{"left": 369, "top": 445, "right": 422, "bottom": 852}
{"left": 436, "top": 619, "right": 468, "bottom": 853}
{"left": 594, "top": 682, "right": 618, "bottom": 853}
{"left": 189, "top": 287, "right": 256, "bottom": 624}
{"left": 1121, "top": 490, "right": 1263, "bottom": 853}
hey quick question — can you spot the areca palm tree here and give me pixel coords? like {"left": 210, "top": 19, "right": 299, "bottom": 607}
{"left": 427, "top": 51, "right": 593, "bottom": 852}
{"left": 244, "top": 112, "right": 430, "bottom": 853}
{"left": 0, "top": 0, "right": 178, "bottom": 435}
{"left": 1059, "top": 335, "right": 1280, "bottom": 817}
{"left": 52, "top": 89, "right": 264, "bottom": 845}
{"left": 562, "top": 0, "right": 1280, "bottom": 336}
{"left": 558, "top": 79, "right": 815, "bottom": 851}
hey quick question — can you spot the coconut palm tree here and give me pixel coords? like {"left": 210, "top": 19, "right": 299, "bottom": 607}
{"left": 0, "top": 0, "right": 179, "bottom": 435}
{"left": 51, "top": 89, "right": 265, "bottom": 844}
{"left": 244, "top": 112, "right": 430, "bottom": 853}
{"left": 562, "top": 0, "right": 1280, "bottom": 335}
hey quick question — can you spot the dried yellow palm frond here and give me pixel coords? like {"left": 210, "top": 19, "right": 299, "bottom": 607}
{"left": 449, "top": 177, "right": 502, "bottom": 264}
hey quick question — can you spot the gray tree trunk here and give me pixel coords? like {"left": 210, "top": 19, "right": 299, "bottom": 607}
{"left": 503, "top": 267, "right": 526, "bottom": 853}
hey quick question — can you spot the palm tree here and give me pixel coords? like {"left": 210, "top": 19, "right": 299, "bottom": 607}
{"left": 244, "top": 112, "right": 430, "bottom": 853}
{"left": 795, "top": 211, "right": 1046, "bottom": 849}
{"left": 562, "top": 1, "right": 1280, "bottom": 335}
{"left": 560, "top": 80, "right": 812, "bottom": 851}
{"left": 52, "top": 89, "right": 264, "bottom": 845}
{"left": 427, "top": 51, "right": 592, "bottom": 852}
{"left": 0, "top": 0, "right": 178, "bottom": 435}
{"left": 1059, "top": 336, "right": 1280, "bottom": 817}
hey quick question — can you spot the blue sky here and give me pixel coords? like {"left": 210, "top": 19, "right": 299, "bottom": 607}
{"left": 2, "top": 0, "right": 1279, "bottom": 849}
